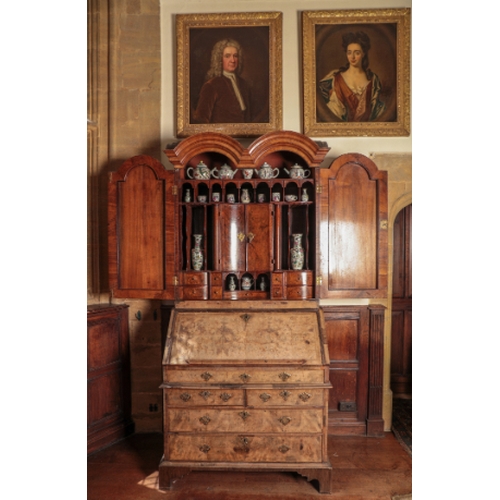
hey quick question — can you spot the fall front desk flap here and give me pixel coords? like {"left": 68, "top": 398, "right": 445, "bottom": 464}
{"left": 163, "top": 310, "right": 326, "bottom": 366}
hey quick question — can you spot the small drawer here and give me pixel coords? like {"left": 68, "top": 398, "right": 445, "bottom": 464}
{"left": 271, "top": 272, "right": 284, "bottom": 285}
{"left": 210, "top": 273, "right": 223, "bottom": 285}
{"left": 166, "top": 388, "right": 244, "bottom": 406}
{"left": 286, "top": 286, "right": 313, "bottom": 299}
{"left": 210, "top": 287, "right": 223, "bottom": 299}
{"left": 287, "top": 271, "right": 313, "bottom": 286}
{"left": 181, "top": 286, "right": 208, "bottom": 300}
{"left": 182, "top": 272, "right": 208, "bottom": 285}
{"left": 247, "top": 388, "right": 325, "bottom": 407}
{"left": 271, "top": 286, "right": 284, "bottom": 299}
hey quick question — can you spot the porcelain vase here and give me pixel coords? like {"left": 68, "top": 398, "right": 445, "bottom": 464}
{"left": 290, "top": 234, "right": 304, "bottom": 270}
{"left": 191, "top": 234, "right": 203, "bottom": 271}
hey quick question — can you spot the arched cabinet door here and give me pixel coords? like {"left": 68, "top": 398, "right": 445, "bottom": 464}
{"left": 316, "top": 153, "right": 388, "bottom": 299}
{"left": 108, "top": 155, "right": 177, "bottom": 300}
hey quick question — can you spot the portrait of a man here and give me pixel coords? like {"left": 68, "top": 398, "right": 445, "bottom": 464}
{"left": 189, "top": 27, "right": 270, "bottom": 125}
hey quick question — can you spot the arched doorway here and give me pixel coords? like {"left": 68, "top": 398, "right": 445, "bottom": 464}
{"left": 390, "top": 203, "right": 412, "bottom": 397}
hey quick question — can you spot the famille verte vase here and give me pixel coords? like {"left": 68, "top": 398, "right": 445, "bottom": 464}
{"left": 291, "top": 234, "right": 304, "bottom": 270}
{"left": 191, "top": 234, "right": 203, "bottom": 271}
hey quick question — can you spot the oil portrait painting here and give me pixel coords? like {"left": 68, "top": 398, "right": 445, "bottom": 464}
{"left": 302, "top": 9, "right": 410, "bottom": 137}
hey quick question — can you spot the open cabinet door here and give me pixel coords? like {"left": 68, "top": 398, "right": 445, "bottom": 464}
{"left": 108, "top": 155, "right": 177, "bottom": 299}
{"left": 316, "top": 153, "right": 388, "bottom": 299}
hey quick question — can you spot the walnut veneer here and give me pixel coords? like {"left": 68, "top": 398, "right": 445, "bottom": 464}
{"left": 159, "top": 301, "right": 332, "bottom": 493}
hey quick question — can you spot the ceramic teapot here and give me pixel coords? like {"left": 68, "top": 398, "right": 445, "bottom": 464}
{"left": 254, "top": 162, "right": 279, "bottom": 179}
{"left": 212, "top": 163, "right": 236, "bottom": 180}
{"left": 283, "top": 163, "right": 311, "bottom": 179}
{"left": 186, "top": 161, "right": 216, "bottom": 180}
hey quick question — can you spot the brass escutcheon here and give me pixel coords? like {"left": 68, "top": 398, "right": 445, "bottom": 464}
{"left": 238, "top": 232, "right": 246, "bottom": 242}
{"left": 279, "top": 390, "right": 292, "bottom": 401}
{"left": 180, "top": 392, "right": 191, "bottom": 402}
{"left": 220, "top": 392, "right": 233, "bottom": 402}
{"left": 259, "top": 393, "right": 271, "bottom": 403}
{"left": 239, "top": 411, "right": 251, "bottom": 421}
{"left": 199, "top": 415, "right": 211, "bottom": 426}
{"left": 239, "top": 373, "right": 251, "bottom": 382}
{"left": 278, "top": 445, "right": 290, "bottom": 454}
{"left": 299, "top": 392, "right": 312, "bottom": 402}
{"left": 199, "top": 390, "right": 211, "bottom": 400}
{"left": 278, "top": 416, "right": 292, "bottom": 426}
{"left": 199, "top": 445, "right": 210, "bottom": 453}
{"left": 240, "top": 437, "right": 250, "bottom": 447}
{"left": 201, "top": 371, "right": 212, "bottom": 381}
{"left": 278, "top": 372, "right": 291, "bottom": 381}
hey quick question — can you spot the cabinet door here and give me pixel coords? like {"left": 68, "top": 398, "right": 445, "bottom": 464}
{"left": 219, "top": 204, "right": 273, "bottom": 272}
{"left": 246, "top": 204, "right": 273, "bottom": 271}
{"left": 108, "top": 155, "right": 176, "bottom": 299}
{"left": 317, "top": 153, "right": 388, "bottom": 299}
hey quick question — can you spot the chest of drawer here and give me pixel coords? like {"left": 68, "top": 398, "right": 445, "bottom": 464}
{"left": 167, "top": 407, "right": 323, "bottom": 433}
{"left": 167, "top": 434, "right": 323, "bottom": 463}
{"left": 164, "top": 367, "right": 326, "bottom": 384}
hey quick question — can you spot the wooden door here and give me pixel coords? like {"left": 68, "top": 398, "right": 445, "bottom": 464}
{"left": 108, "top": 155, "right": 176, "bottom": 299}
{"left": 219, "top": 204, "right": 272, "bottom": 272}
{"left": 316, "top": 153, "right": 388, "bottom": 299}
{"left": 390, "top": 204, "right": 412, "bottom": 396}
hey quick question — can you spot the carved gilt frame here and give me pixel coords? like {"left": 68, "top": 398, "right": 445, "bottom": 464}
{"left": 302, "top": 9, "right": 411, "bottom": 137}
{"left": 176, "top": 12, "right": 283, "bottom": 138}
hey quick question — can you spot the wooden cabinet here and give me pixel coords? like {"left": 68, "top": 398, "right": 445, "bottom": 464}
{"left": 107, "top": 130, "right": 389, "bottom": 491}
{"left": 159, "top": 301, "right": 332, "bottom": 493}
{"left": 87, "top": 304, "right": 134, "bottom": 454}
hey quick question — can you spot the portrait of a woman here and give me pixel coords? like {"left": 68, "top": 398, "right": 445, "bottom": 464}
{"left": 318, "top": 31, "right": 386, "bottom": 122}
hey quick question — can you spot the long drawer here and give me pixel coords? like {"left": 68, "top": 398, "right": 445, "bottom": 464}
{"left": 246, "top": 388, "right": 325, "bottom": 406}
{"left": 164, "top": 367, "right": 326, "bottom": 384}
{"left": 167, "top": 407, "right": 323, "bottom": 433}
{"left": 166, "top": 433, "right": 323, "bottom": 463}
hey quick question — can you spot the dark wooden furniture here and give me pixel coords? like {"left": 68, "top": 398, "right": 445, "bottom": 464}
{"left": 87, "top": 304, "right": 134, "bottom": 454}
{"left": 107, "top": 130, "right": 389, "bottom": 492}
{"left": 391, "top": 204, "right": 412, "bottom": 396}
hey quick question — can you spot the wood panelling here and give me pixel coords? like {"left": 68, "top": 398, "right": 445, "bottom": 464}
{"left": 391, "top": 204, "right": 412, "bottom": 396}
{"left": 87, "top": 304, "right": 134, "bottom": 454}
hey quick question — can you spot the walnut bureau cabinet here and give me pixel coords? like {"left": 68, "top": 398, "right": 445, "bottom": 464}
{"left": 108, "top": 131, "right": 389, "bottom": 493}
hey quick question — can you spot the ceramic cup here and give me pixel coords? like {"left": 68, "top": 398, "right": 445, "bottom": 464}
{"left": 212, "top": 192, "right": 220, "bottom": 202}
{"left": 243, "top": 169, "right": 253, "bottom": 179}
{"left": 227, "top": 194, "right": 235, "bottom": 203}
{"left": 272, "top": 192, "right": 281, "bottom": 202}
{"left": 257, "top": 193, "right": 265, "bottom": 203}
{"left": 197, "top": 195, "right": 207, "bottom": 203}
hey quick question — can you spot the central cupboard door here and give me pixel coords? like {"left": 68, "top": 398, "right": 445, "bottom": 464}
{"left": 218, "top": 204, "right": 273, "bottom": 272}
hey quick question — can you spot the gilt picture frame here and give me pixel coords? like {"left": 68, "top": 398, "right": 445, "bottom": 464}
{"left": 175, "top": 12, "right": 283, "bottom": 138}
{"left": 302, "top": 8, "right": 411, "bottom": 137}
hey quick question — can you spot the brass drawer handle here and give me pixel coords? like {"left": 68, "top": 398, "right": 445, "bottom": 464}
{"left": 201, "top": 371, "right": 212, "bottom": 381}
{"left": 239, "top": 411, "right": 251, "bottom": 421}
{"left": 299, "top": 392, "right": 312, "bottom": 402}
{"left": 278, "top": 416, "right": 292, "bottom": 426}
{"left": 199, "top": 415, "right": 211, "bottom": 426}
{"left": 199, "top": 444, "right": 210, "bottom": 454}
{"left": 279, "top": 390, "right": 291, "bottom": 401}
{"left": 220, "top": 392, "right": 233, "bottom": 402}
{"left": 279, "top": 372, "right": 291, "bottom": 381}
{"left": 240, "top": 373, "right": 251, "bottom": 382}
{"left": 199, "top": 390, "right": 211, "bottom": 400}
{"left": 278, "top": 445, "right": 290, "bottom": 454}
{"left": 179, "top": 392, "right": 191, "bottom": 402}
{"left": 259, "top": 393, "right": 271, "bottom": 403}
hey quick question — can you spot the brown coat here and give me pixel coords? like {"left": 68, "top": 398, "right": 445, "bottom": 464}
{"left": 193, "top": 75, "right": 252, "bottom": 123}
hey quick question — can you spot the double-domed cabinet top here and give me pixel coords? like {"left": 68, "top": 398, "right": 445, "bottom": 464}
{"left": 108, "top": 131, "right": 388, "bottom": 301}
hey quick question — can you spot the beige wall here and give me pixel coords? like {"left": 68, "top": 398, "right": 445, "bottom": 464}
{"left": 88, "top": 0, "right": 412, "bottom": 432}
